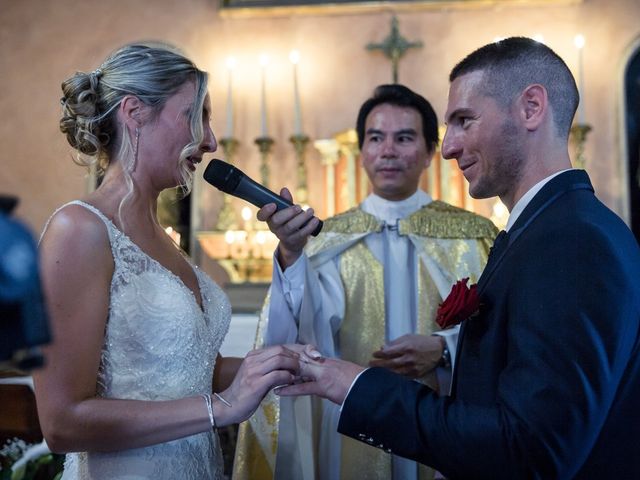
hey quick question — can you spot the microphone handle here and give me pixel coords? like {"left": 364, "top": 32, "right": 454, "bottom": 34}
{"left": 235, "top": 176, "right": 323, "bottom": 236}
{"left": 235, "top": 176, "right": 292, "bottom": 210}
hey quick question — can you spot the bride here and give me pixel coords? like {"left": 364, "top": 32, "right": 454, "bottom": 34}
{"left": 33, "top": 42, "right": 300, "bottom": 479}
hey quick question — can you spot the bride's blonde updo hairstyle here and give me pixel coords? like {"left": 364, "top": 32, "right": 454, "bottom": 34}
{"left": 59, "top": 42, "right": 208, "bottom": 195}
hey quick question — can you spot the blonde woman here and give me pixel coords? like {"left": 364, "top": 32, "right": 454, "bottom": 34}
{"left": 34, "top": 42, "right": 299, "bottom": 479}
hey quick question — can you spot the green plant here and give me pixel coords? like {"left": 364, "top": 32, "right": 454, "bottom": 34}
{"left": 0, "top": 439, "right": 63, "bottom": 480}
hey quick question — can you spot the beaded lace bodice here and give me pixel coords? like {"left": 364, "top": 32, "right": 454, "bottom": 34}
{"left": 50, "top": 201, "right": 231, "bottom": 480}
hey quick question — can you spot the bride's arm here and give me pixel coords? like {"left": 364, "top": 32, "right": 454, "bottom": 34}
{"left": 33, "top": 207, "right": 297, "bottom": 454}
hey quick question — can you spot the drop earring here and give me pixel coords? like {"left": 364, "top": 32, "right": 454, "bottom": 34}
{"left": 132, "top": 126, "right": 140, "bottom": 172}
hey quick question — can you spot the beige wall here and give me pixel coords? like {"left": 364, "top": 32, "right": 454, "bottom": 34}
{"left": 1, "top": 0, "right": 639, "bottom": 237}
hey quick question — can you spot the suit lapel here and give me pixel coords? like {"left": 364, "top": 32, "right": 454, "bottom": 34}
{"left": 476, "top": 170, "right": 593, "bottom": 294}
{"left": 452, "top": 170, "right": 594, "bottom": 396}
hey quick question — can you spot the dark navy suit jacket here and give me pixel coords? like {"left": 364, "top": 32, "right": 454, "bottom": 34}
{"left": 338, "top": 170, "right": 640, "bottom": 479}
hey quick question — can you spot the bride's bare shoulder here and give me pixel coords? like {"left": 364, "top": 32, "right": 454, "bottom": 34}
{"left": 40, "top": 202, "right": 112, "bottom": 261}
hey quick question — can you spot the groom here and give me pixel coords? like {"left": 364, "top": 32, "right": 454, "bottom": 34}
{"left": 279, "top": 37, "right": 640, "bottom": 479}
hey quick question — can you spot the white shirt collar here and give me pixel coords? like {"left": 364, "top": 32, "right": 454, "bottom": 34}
{"left": 505, "top": 169, "right": 572, "bottom": 232}
{"left": 361, "top": 189, "right": 432, "bottom": 224}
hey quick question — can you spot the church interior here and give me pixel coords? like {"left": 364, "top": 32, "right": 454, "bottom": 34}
{"left": 1, "top": 0, "right": 640, "bottom": 476}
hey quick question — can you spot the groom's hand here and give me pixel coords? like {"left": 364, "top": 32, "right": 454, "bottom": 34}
{"left": 275, "top": 345, "right": 365, "bottom": 405}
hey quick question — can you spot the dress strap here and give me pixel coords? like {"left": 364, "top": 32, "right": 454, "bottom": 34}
{"left": 39, "top": 200, "right": 115, "bottom": 244}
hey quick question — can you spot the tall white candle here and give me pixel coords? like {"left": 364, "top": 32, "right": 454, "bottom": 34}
{"left": 289, "top": 50, "right": 303, "bottom": 135}
{"left": 574, "top": 34, "right": 586, "bottom": 125}
{"left": 259, "top": 54, "right": 269, "bottom": 137}
{"left": 225, "top": 57, "right": 236, "bottom": 138}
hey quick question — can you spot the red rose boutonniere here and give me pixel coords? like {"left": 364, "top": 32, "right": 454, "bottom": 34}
{"left": 436, "top": 278, "right": 480, "bottom": 329}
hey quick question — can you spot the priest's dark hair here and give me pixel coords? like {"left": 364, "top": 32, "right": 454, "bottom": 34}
{"left": 355, "top": 84, "right": 439, "bottom": 151}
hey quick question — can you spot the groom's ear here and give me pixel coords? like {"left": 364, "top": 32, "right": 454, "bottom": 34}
{"left": 518, "top": 84, "right": 547, "bottom": 131}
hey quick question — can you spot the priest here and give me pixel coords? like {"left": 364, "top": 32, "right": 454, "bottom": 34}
{"left": 233, "top": 84, "right": 497, "bottom": 480}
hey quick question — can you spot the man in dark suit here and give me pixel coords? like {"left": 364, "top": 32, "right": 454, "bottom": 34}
{"left": 278, "top": 37, "right": 640, "bottom": 479}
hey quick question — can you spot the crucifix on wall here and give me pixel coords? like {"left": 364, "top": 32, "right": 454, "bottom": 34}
{"left": 366, "top": 16, "right": 423, "bottom": 83}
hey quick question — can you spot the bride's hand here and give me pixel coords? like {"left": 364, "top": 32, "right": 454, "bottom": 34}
{"left": 214, "top": 345, "right": 300, "bottom": 425}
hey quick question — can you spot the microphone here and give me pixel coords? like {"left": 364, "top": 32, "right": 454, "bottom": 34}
{"left": 203, "top": 159, "right": 323, "bottom": 237}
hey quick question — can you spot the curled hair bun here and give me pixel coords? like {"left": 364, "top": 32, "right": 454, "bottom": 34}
{"left": 59, "top": 70, "right": 107, "bottom": 157}
{"left": 58, "top": 42, "right": 207, "bottom": 184}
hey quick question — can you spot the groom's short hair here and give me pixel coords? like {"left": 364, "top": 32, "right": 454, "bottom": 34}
{"left": 450, "top": 36, "right": 579, "bottom": 139}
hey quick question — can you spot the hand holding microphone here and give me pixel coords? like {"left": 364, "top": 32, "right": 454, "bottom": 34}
{"left": 203, "top": 159, "right": 323, "bottom": 268}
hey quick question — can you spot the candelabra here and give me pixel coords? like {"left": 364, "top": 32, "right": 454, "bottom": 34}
{"left": 254, "top": 136, "right": 275, "bottom": 187}
{"left": 197, "top": 206, "right": 279, "bottom": 284}
{"left": 570, "top": 123, "right": 592, "bottom": 170}
{"left": 215, "top": 137, "right": 240, "bottom": 231}
{"left": 290, "top": 134, "right": 310, "bottom": 203}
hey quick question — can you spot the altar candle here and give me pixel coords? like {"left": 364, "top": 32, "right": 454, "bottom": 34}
{"left": 225, "top": 57, "right": 236, "bottom": 138}
{"left": 289, "top": 50, "right": 303, "bottom": 135}
{"left": 574, "top": 34, "right": 586, "bottom": 125}
{"left": 259, "top": 54, "right": 269, "bottom": 137}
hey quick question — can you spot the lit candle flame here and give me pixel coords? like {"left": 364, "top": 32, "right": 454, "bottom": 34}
{"left": 241, "top": 206, "right": 252, "bottom": 222}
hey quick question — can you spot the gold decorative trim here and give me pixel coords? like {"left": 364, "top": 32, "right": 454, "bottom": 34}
{"left": 400, "top": 200, "right": 499, "bottom": 239}
{"left": 322, "top": 207, "right": 382, "bottom": 234}
{"left": 319, "top": 201, "right": 498, "bottom": 238}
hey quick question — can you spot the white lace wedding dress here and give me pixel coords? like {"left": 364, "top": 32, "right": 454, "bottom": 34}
{"left": 47, "top": 201, "right": 231, "bottom": 479}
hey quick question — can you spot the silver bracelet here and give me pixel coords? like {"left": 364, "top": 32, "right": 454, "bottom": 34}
{"left": 213, "top": 392, "right": 232, "bottom": 408}
{"left": 200, "top": 393, "right": 215, "bottom": 429}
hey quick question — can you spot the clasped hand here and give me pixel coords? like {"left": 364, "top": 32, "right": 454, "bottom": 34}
{"left": 216, "top": 345, "right": 302, "bottom": 425}
{"left": 215, "top": 344, "right": 343, "bottom": 424}
{"left": 275, "top": 345, "right": 365, "bottom": 406}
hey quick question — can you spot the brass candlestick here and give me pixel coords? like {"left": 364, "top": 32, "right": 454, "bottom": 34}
{"left": 254, "top": 136, "right": 275, "bottom": 187}
{"left": 220, "top": 137, "right": 239, "bottom": 161}
{"left": 215, "top": 136, "right": 240, "bottom": 231}
{"left": 570, "top": 123, "right": 592, "bottom": 170}
{"left": 290, "top": 134, "right": 310, "bottom": 203}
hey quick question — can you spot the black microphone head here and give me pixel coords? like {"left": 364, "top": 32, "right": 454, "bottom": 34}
{"left": 203, "top": 159, "right": 243, "bottom": 194}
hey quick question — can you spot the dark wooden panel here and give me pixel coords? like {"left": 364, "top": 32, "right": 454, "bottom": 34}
{"left": 0, "top": 384, "right": 42, "bottom": 445}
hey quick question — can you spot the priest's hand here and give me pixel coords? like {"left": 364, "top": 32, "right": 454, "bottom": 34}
{"left": 275, "top": 345, "right": 365, "bottom": 405}
{"left": 256, "top": 187, "right": 320, "bottom": 270}
{"left": 369, "top": 334, "right": 444, "bottom": 378}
